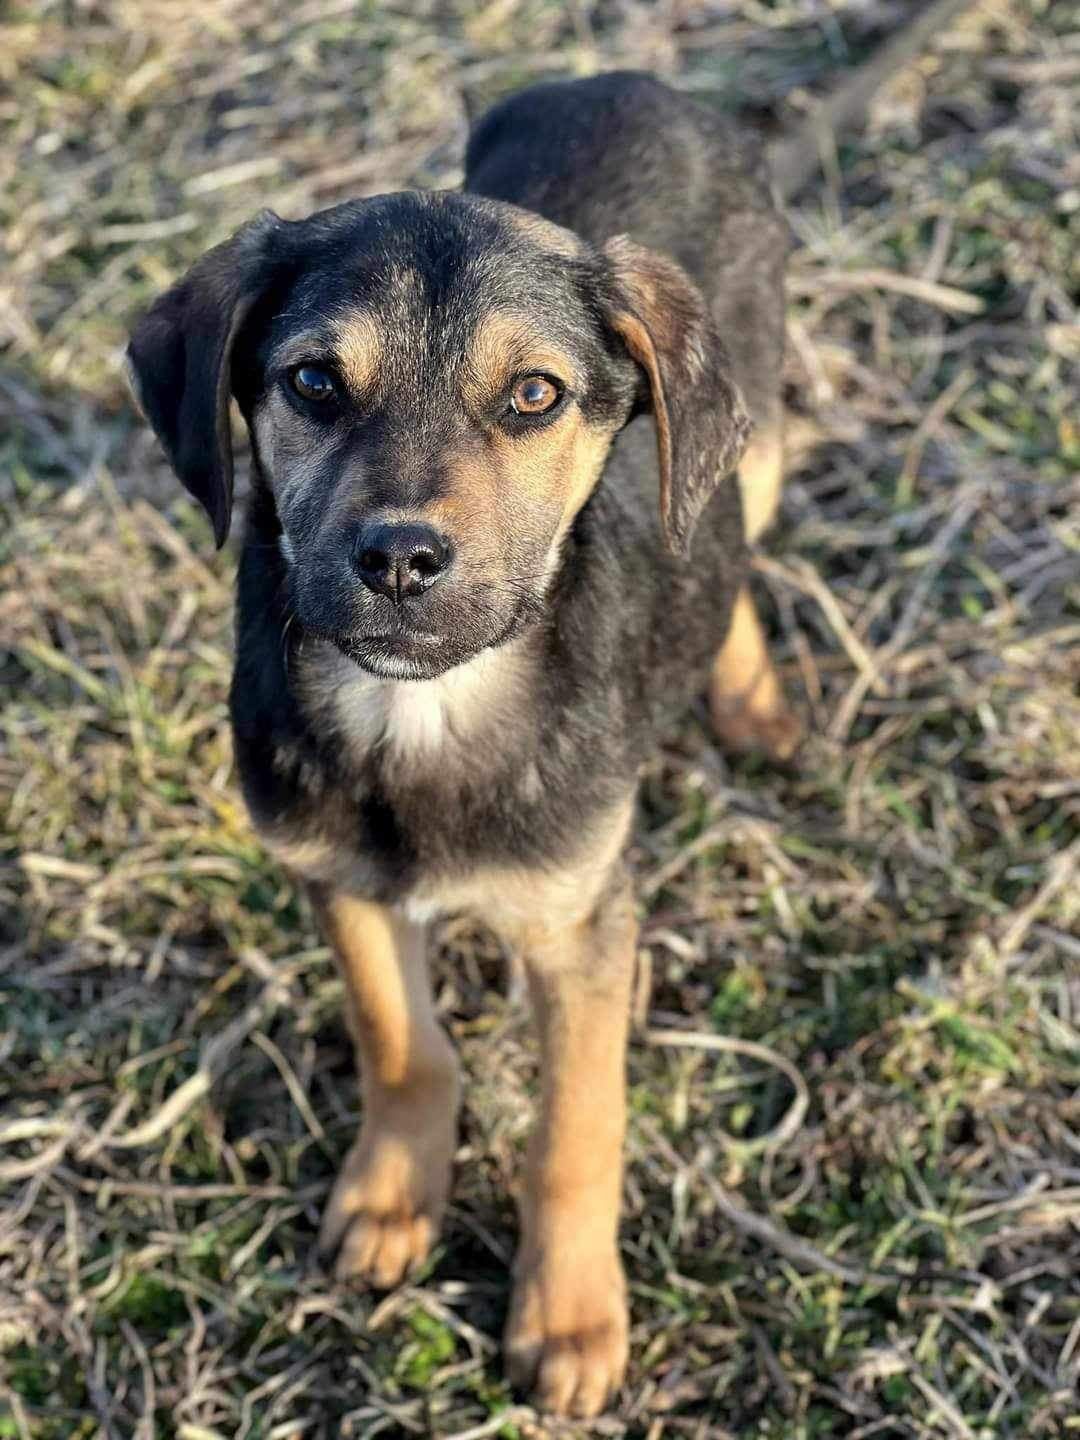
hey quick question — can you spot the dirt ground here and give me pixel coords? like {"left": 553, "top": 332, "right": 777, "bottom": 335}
{"left": 2, "top": 1, "right": 1079, "bottom": 1436}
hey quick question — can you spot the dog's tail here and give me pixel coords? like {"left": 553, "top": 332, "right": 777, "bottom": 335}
{"left": 767, "top": 0, "right": 973, "bottom": 202}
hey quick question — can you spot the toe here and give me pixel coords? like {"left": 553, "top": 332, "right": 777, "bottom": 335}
{"left": 761, "top": 707, "right": 804, "bottom": 763}
{"left": 713, "top": 700, "right": 804, "bottom": 763}
{"left": 571, "top": 1362, "right": 615, "bottom": 1419}
{"left": 528, "top": 1330, "right": 623, "bottom": 1418}
{"left": 370, "top": 1217, "right": 415, "bottom": 1289}
{"left": 504, "top": 1332, "right": 541, "bottom": 1394}
{"left": 407, "top": 1215, "right": 436, "bottom": 1273}
{"left": 333, "top": 1211, "right": 378, "bottom": 1282}
{"left": 504, "top": 1271, "right": 627, "bottom": 1418}
{"left": 317, "top": 1183, "right": 354, "bottom": 1262}
{"left": 535, "top": 1340, "right": 581, "bottom": 1416}
{"left": 330, "top": 1208, "right": 435, "bottom": 1289}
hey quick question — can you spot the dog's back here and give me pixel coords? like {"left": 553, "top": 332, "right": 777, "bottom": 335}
{"left": 465, "top": 71, "right": 769, "bottom": 297}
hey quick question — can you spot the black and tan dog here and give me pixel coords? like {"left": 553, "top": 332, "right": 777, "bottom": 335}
{"left": 128, "top": 8, "right": 965, "bottom": 1415}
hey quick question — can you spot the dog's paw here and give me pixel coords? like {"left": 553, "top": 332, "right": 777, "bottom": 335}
{"left": 504, "top": 1245, "right": 628, "bottom": 1417}
{"left": 318, "top": 1117, "right": 453, "bottom": 1289}
{"left": 711, "top": 698, "right": 804, "bottom": 764}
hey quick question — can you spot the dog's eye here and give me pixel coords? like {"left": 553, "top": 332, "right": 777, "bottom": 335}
{"left": 511, "top": 375, "right": 561, "bottom": 415}
{"left": 291, "top": 365, "right": 336, "bottom": 402}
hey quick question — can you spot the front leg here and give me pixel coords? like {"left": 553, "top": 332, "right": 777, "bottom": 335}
{"left": 505, "top": 880, "right": 636, "bottom": 1418}
{"left": 311, "top": 888, "right": 460, "bottom": 1288}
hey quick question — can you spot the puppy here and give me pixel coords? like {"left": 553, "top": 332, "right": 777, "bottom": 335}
{"left": 128, "top": 15, "right": 963, "bottom": 1411}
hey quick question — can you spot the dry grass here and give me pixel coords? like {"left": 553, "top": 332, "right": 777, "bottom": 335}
{"left": 2, "top": 1, "right": 1079, "bottom": 1436}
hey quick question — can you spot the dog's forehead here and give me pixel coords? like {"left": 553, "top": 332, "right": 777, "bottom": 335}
{"left": 279, "top": 191, "right": 593, "bottom": 352}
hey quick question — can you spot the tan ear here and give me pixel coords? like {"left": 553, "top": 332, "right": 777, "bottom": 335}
{"left": 602, "top": 235, "right": 752, "bottom": 557}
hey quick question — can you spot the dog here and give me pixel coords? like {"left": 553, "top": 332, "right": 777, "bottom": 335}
{"left": 127, "top": 6, "right": 967, "bottom": 1415}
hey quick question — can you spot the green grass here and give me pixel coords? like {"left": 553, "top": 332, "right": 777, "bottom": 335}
{"left": 3, "top": 0, "right": 1080, "bottom": 1435}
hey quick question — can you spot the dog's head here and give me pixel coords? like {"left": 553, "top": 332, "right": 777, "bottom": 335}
{"left": 128, "top": 192, "right": 750, "bottom": 680}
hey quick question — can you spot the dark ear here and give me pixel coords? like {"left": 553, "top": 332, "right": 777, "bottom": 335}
{"left": 125, "top": 210, "right": 285, "bottom": 547}
{"left": 601, "top": 235, "right": 752, "bottom": 557}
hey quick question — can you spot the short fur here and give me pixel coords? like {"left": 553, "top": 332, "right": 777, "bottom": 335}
{"left": 125, "top": 46, "right": 945, "bottom": 1413}
{"left": 127, "top": 71, "right": 784, "bottom": 1419}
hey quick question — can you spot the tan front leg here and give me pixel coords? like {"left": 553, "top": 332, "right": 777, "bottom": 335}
{"left": 504, "top": 882, "right": 636, "bottom": 1418}
{"left": 710, "top": 585, "right": 803, "bottom": 762}
{"left": 311, "top": 888, "right": 459, "bottom": 1288}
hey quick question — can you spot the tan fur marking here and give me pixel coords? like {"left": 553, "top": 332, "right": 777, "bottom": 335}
{"left": 739, "top": 422, "right": 784, "bottom": 544}
{"left": 423, "top": 381, "right": 615, "bottom": 580}
{"left": 443, "top": 308, "right": 616, "bottom": 556}
{"left": 498, "top": 415, "right": 610, "bottom": 513}
{"left": 505, "top": 874, "right": 636, "bottom": 1417}
{"left": 332, "top": 310, "right": 383, "bottom": 394}
{"left": 461, "top": 310, "right": 578, "bottom": 415}
{"left": 311, "top": 890, "right": 460, "bottom": 1289}
{"left": 553, "top": 422, "right": 615, "bottom": 537}
{"left": 503, "top": 207, "right": 584, "bottom": 258}
{"left": 710, "top": 585, "right": 802, "bottom": 762}
{"left": 289, "top": 796, "right": 636, "bottom": 1412}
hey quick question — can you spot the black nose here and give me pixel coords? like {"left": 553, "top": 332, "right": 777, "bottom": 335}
{"left": 353, "top": 522, "right": 453, "bottom": 600}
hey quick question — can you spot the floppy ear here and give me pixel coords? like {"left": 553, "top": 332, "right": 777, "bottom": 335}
{"left": 125, "top": 210, "right": 285, "bottom": 547}
{"left": 601, "top": 235, "right": 752, "bottom": 557}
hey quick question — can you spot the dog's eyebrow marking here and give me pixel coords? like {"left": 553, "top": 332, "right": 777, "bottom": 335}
{"left": 462, "top": 310, "right": 578, "bottom": 412}
{"left": 332, "top": 309, "right": 384, "bottom": 394}
{"left": 502, "top": 208, "right": 584, "bottom": 258}
{"left": 271, "top": 331, "right": 337, "bottom": 371}
{"left": 268, "top": 312, "right": 383, "bottom": 394}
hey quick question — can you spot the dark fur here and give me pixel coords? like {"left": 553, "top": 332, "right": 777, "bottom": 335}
{"left": 232, "top": 421, "right": 745, "bottom": 899}
{"left": 128, "top": 71, "right": 781, "bottom": 905}
{"left": 240, "top": 76, "right": 772, "bottom": 896}
{"left": 123, "top": 40, "right": 964, "bottom": 1413}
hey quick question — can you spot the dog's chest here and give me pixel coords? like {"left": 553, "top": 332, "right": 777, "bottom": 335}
{"left": 257, "top": 646, "right": 632, "bottom": 936}
{"left": 337, "top": 669, "right": 483, "bottom": 763}
{"left": 254, "top": 641, "right": 563, "bottom": 901}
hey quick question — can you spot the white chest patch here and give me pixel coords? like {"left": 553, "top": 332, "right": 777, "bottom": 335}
{"left": 302, "top": 642, "right": 521, "bottom": 763}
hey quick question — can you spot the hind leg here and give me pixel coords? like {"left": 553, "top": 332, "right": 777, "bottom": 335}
{"left": 710, "top": 586, "right": 802, "bottom": 762}
{"left": 738, "top": 420, "right": 784, "bottom": 547}
{"left": 712, "top": 426, "right": 802, "bottom": 762}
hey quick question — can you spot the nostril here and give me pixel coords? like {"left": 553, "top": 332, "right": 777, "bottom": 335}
{"left": 408, "top": 546, "right": 444, "bottom": 580}
{"left": 357, "top": 546, "right": 389, "bottom": 577}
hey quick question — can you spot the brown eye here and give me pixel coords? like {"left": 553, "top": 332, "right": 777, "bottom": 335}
{"left": 291, "top": 365, "right": 336, "bottom": 402}
{"left": 511, "top": 374, "right": 561, "bottom": 415}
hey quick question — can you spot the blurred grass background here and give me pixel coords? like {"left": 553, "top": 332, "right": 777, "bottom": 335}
{"left": 1, "top": 1, "right": 1079, "bottom": 1436}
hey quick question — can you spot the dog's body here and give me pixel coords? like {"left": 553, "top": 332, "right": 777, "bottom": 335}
{"left": 128, "top": 11, "right": 966, "bottom": 1413}
{"left": 232, "top": 75, "right": 787, "bottom": 913}
{"left": 235, "top": 416, "right": 744, "bottom": 904}
{"left": 128, "top": 71, "right": 819, "bottom": 1418}
{"left": 203, "top": 87, "right": 785, "bottom": 1411}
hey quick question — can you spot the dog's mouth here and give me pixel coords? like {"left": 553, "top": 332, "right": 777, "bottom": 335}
{"left": 324, "top": 597, "right": 538, "bottom": 681}
{"left": 332, "top": 626, "right": 448, "bottom": 680}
